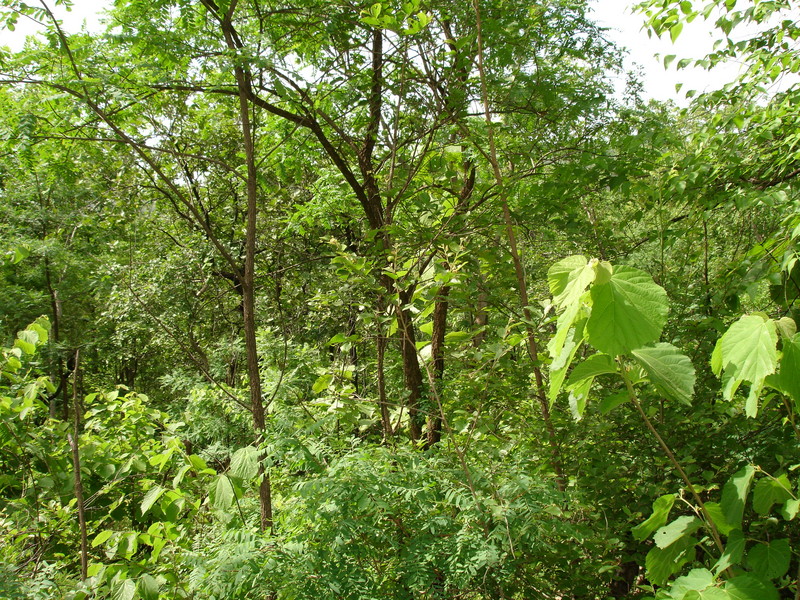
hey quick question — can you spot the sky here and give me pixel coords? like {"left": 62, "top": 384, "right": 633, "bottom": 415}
{"left": 2, "top": 0, "right": 744, "bottom": 105}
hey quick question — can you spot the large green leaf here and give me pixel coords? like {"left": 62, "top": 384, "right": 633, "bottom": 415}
{"left": 633, "top": 493, "right": 676, "bottom": 541}
{"left": 720, "top": 465, "right": 755, "bottom": 529}
{"left": 746, "top": 539, "right": 790, "bottom": 579}
{"left": 646, "top": 534, "right": 697, "bottom": 586}
{"left": 654, "top": 515, "right": 703, "bottom": 548}
{"left": 752, "top": 474, "right": 793, "bottom": 515}
{"left": 724, "top": 575, "right": 779, "bottom": 600}
{"left": 713, "top": 529, "right": 745, "bottom": 575}
{"left": 702, "top": 502, "right": 734, "bottom": 536}
{"left": 566, "top": 353, "right": 616, "bottom": 387}
{"left": 683, "top": 588, "right": 731, "bottom": 600}
{"left": 137, "top": 574, "right": 160, "bottom": 600}
{"left": 632, "top": 343, "right": 695, "bottom": 405}
{"left": 549, "top": 301, "right": 585, "bottom": 359}
{"left": 111, "top": 580, "right": 136, "bottom": 600}
{"left": 548, "top": 321, "right": 585, "bottom": 404}
{"left": 587, "top": 266, "right": 669, "bottom": 356}
{"left": 229, "top": 446, "right": 260, "bottom": 481}
{"left": 711, "top": 315, "right": 778, "bottom": 416}
{"left": 140, "top": 484, "right": 166, "bottom": 516}
{"left": 669, "top": 568, "right": 714, "bottom": 598}
{"left": 209, "top": 475, "right": 236, "bottom": 511}
{"left": 770, "top": 332, "right": 800, "bottom": 405}
{"left": 548, "top": 255, "right": 594, "bottom": 308}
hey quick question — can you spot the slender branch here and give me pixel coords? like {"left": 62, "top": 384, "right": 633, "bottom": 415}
{"left": 620, "top": 364, "right": 726, "bottom": 556}
{"left": 470, "top": 0, "right": 565, "bottom": 491}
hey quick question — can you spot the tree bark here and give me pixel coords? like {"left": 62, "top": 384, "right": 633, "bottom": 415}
{"left": 215, "top": 0, "right": 273, "bottom": 532}
{"left": 425, "top": 285, "right": 450, "bottom": 448}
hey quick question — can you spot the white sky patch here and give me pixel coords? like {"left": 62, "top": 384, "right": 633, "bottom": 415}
{"left": 589, "top": 0, "right": 743, "bottom": 105}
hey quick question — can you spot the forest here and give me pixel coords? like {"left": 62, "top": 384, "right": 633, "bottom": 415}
{"left": 1, "top": 0, "right": 799, "bottom": 598}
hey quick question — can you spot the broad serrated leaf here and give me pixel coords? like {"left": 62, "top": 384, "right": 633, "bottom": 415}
{"left": 670, "top": 568, "right": 714, "bottom": 598}
{"left": 548, "top": 255, "right": 594, "bottom": 308}
{"left": 646, "top": 534, "right": 696, "bottom": 586}
{"left": 549, "top": 325, "right": 583, "bottom": 404}
{"left": 111, "top": 579, "right": 136, "bottom": 600}
{"left": 712, "top": 316, "right": 777, "bottom": 416}
{"left": 229, "top": 446, "right": 260, "bottom": 481}
{"left": 683, "top": 588, "right": 731, "bottom": 600}
{"left": 752, "top": 475, "right": 793, "bottom": 515}
{"left": 746, "top": 539, "right": 790, "bottom": 579}
{"left": 774, "top": 333, "right": 800, "bottom": 404}
{"left": 566, "top": 353, "right": 616, "bottom": 387}
{"left": 655, "top": 515, "right": 703, "bottom": 548}
{"left": 633, "top": 494, "right": 676, "bottom": 541}
{"left": 137, "top": 574, "right": 160, "bottom": 600}
{"left": 724, "top": 574, "right": 779, "bottom": 600}
{"left": 599, "top": 392, "right": 629, "bottom": 415}
{"left": 549, "top": 301, "right": 584, "bottom": 359}
{"left": 720, "top": 465, "right": 755, "bottom": 529}
{"left": 713, "top": 529, "right": 745, "bottom": 576}
{"left": 703, "top": 502, "right": 734, "bottom": 536}
{"left": 209, "top": 475, "right": 236, "bottom": 511}
{"left": 632, "top": 343, "right": 695, "bottom": 405}
{"left": 140, "top": 484, "right": 166, "bottom": 516}
{"left": 587, "top": 266, "right": 669, "bottom": 357}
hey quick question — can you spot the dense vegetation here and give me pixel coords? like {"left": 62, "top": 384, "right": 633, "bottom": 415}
{"left": 1, "top": 0, "right": 800, "bottom": 598}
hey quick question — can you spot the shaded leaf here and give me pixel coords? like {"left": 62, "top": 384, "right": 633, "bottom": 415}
{"left": 746, "top": 539, "right": 790, "bottom": 579}
{"left": 632, "top": 343, "right": 695, "bottom": 405}
{"left": 720, "top": 465, "right": 755, "bottom": 529}
{"left": 724, "top": 574, "right": 779, "bottom": 600}
{"left": 752, "top": 475, "right": 793, "bottom": 515}
{"left": 566, "top": 353, "right": 616, "bottom": 387}
{"left": 646, "top": 534, "right": 696, "bottom": 586}
{"left": 209, "top": 475, "right": 235, "bottom": 511}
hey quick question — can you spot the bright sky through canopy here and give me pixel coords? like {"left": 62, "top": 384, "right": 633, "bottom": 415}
{"left": 3, "top": 0, "right": 748, "bottom": 105}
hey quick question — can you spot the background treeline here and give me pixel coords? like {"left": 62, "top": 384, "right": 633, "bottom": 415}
{"left": 1, "top": 0, "right": 800, "bottom": 598}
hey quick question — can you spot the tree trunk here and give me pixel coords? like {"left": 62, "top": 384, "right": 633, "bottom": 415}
{"left": 217, "top": 0, "right": 273, "bottom": 532}
{"left": 425, "top": 285, "right": 450, "bottom": 448}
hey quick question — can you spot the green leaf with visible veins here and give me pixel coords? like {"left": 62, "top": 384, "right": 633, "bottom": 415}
{"left": 633, "top": 494, "right": 676, "bottom": 541}
{"left": 683, "top": 588, "right": 732, "bottom": 600}
{"left": 669, "top": 568, "right": 714, "bottom": 598}
{"left": 746, "top": 539, "right": 790, "bottom": 579}
{"left": 548, "top": 255, "right": 594, "bottom": 308}
{"left": 632, "top": 343, "right": 695, "bottom": 405}
{"left": 770, "top": 333, "right": 800, "bottom": 405}
{"left": 566, "top": 353, "right": 616, "bottom": 387}
{"left": 654, "top": 515, "right": 703, "bottom": 548}
{"left": 587, "top": 266, "right": 669, "bottom": 356}
{"left": 724, "top": 574, "right": 779, "bottom": 600}
{"left": 721, "top": 465, "right": 755, "bottom": 529}
{"left": 711, "top": 315, "right": 777, "bottom": 416}
{"left": 230, "top": 446, "right": 260, "bottom": 481}
{"left": 752, "top": 475, "right": 793, "bottom": 515}
{"left": 646, "top": 534, "right": 696, "bottom": 586}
